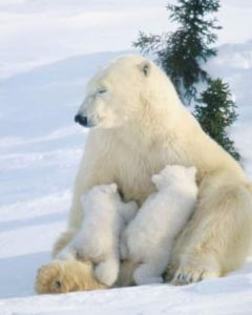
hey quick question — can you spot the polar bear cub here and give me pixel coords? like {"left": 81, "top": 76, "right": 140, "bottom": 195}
{"left": 58, "top": 183, "right": 138, "bottom": 286}
{"left": 121, "top": 165, "right": 198, "bottom": 285}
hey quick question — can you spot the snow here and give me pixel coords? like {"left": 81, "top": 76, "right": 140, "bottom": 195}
{"left": 1, "top": 0, "right": 252, "bottom": 80}
{"left": 0, "top": 0, "right": 252, "bottom": 314}
{"left": 1, "top": 275, "right": 252, "bottom": 315}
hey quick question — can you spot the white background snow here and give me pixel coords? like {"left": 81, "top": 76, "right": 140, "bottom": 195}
{"left": 0, "top": 0, "right": 251, "bottom": 314}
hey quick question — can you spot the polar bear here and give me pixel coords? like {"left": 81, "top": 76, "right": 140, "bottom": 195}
{"left": 120, "top": 165, "right": 198, "bottom": 285}
{"left": 36, "top": 55, "right": 252, "bottom": 293}
{"left": 57, "top": 183, "right": 138, "bottom": 286}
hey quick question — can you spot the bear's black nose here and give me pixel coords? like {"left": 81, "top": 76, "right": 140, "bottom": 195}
{"left": 74, "top": 114, "right": 88, "bottom": 127}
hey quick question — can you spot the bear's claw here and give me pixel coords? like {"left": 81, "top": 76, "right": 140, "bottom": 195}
{"left": 171, "top": 267, "right": 220, "bottom": 285}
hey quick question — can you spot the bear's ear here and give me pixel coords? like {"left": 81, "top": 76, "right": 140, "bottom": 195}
{"left": 138, "top": 61, "right": 151, "bottom": 77}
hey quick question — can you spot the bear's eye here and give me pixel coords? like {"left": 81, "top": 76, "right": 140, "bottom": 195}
{"left": 97, "top": 88, "right": 107, "bottom": 95}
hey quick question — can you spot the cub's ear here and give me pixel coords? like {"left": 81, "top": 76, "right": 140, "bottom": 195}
{"left": 109, "top": 183, "right": 118, "bottom": 193}
{"left": 188, "top": 166, "right": 197, "bottom": 177}
{"left": 100, "top": 183, "right": 117, "bottom": 194}
{"left": 152, "top": 174, "right": 161, "bottom": 185}
{"left": 138, "top": 61, "right": 151, "bottom": 77}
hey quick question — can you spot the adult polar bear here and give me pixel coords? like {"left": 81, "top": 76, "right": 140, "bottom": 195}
{"left": 54, "top": 55, "right": 252, "bottom": 286}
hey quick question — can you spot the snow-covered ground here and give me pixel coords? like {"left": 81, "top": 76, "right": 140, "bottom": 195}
{"left": 0, "top": 0, "right": 252, "bottom": 314}
{"left": 1, "top": 0, "right": 252, "bottom": 80}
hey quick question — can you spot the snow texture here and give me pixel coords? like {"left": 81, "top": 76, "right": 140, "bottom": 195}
{"left": 0, "top": 0, "right": 251, "bottom": 314}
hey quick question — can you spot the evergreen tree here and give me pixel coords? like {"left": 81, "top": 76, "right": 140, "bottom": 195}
{"left": 194, "top": 79, "right": 240, "bottom": 160}
{"left": 135, "top": 0, "right": 240, "bottom": 160}
{"left": 134, "top": 0, "right": 221, "bottom": 103}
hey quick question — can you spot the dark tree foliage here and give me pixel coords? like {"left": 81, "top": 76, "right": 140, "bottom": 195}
{"left": 195, "top": 79, "right": 240, "bottom": 160}
{"left": 134, "top": 0, "right": 240, "bottom": 160}
{"left": 134, "top": 0, "right": 221, "bottom": 103}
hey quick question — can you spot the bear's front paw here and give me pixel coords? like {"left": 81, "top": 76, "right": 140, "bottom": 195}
{"left": 170, "top": 252, "right": 221, "bottom": 285}
{"left": 172, "top": 267, "right": 220, "bottom": 285}
{"left": 171, "top": 260, "right": 221, "bottom": 285}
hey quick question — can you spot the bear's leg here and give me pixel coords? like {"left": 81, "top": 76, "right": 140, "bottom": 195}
{"left": 52, "top": 229, "right": 77, "bottom": 258}
{"left": 168, "top": 180, "right": 252, "bottom": 285}
{"left": 94, "top": 256, "right": 120, "bottom": 287}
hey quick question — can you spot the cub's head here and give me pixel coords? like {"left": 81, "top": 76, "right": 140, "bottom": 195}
{"left": 75, "top": 55, "right": 176, "bottom": 129}
{"left": 152, "top": 165, "right": 197, "bottom": 190}
{"left": 81, "top": 183, "right": 119, "bottom": 207}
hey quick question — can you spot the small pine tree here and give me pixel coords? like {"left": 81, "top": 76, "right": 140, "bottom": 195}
{"left": 134, "top": 0, "right": 221, "bottom": 103}
{"left": 194, "top": 79, "right": 240, "bottom": 160}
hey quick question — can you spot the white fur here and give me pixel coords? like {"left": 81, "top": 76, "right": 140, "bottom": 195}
{"left": 54, "top": 55, "right": 252, "bottom": 286}
{"left": 58, "top": 183, "right": 138, "bottom": 286}
{"left": 121, "top": 165, "right": 198, "bottom": 285}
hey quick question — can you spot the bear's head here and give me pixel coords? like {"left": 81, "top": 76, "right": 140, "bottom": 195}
{"left": 152, "top": 165, "right": 197, "bottom": 191}
{"left": 75, "top": 55, "right": 180, "bottom": 129}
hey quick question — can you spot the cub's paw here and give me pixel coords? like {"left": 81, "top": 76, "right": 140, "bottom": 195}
{"left": 95, "top": 260, "right": 119, "bottom": 287}
{"left": 120, "top": 229, "right": 144, "bottom": 262}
